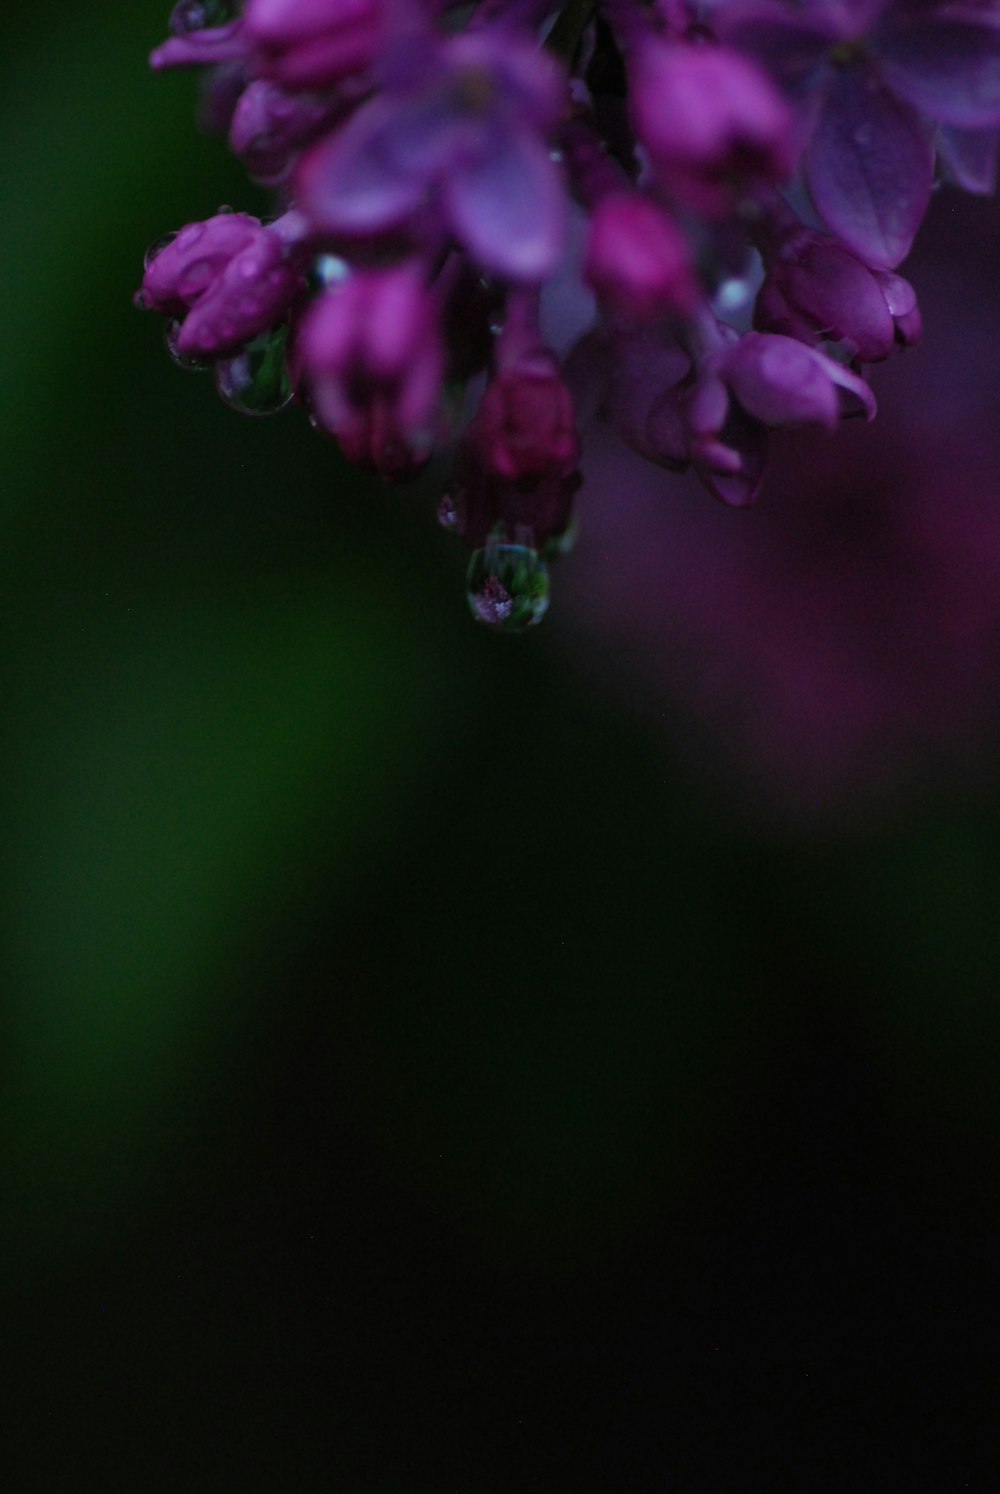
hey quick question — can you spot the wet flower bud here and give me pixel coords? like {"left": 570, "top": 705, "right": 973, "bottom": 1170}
{"left": 755, "top": 230, "right": 921, "bottom": 363}
{"left": 471, "top": 350, "right": 580, "bottom": 482}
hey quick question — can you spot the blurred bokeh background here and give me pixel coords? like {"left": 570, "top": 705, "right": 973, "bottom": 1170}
{"left": 3, "top": 4, "right": 1000, "bottom": 1486}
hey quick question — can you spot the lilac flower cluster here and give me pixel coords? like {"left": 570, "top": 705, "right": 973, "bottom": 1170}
{"left": 137, "top": 0, "right": 1000, "bottom": 629}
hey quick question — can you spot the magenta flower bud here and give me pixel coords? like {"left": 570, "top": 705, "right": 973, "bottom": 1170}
{"left": 229, "top": 79, "right": 344, "bottom": 183}
{"left": 471, "top": 350, "right": 580, "bottom": 482}
{"left": 139, "top": 212, "right": 262, "bottom": 315}
{"left": 242, "top": 0, "right": 383, "bottom": 91}
{"left": 754, "top": 231, "right": 921, "bottom": 363}
{"left": 297, "top": 266, "right": 445, "bottom": 480}
{"left": 583, "top": 191, "right": 698, "bottom": 322}
{"left": 151, "top": 19, "right": 246, "bottom": 71}
{"left": 175, "top": 230, "right": 303, "bottom": 358}
{"left": 629, "top": 41, "right": 795, "bottom": 212}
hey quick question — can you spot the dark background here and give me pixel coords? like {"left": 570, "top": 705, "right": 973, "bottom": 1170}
{"left": 2, "top": 4, "right": 999, "bottom": 1485}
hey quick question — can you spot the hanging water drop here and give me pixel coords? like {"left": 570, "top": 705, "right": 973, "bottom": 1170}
{"left": 169, "top": 0, "right": 236, "bottom": 36}
{"left": 214, "top": 324, "right": 293, "bottom": 415}
{"left": 164, "top": 319, "right": 209, "bottom": 372}
{"left": 144, "top": 230, "right": 177, "bottom": 269}
{"left": 466, "top": 545, "right": 550, "bottom": 632}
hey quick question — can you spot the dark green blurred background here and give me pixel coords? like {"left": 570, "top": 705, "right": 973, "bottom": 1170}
{"left": 3, "top": 5, "right": 999, "bottom": 1487}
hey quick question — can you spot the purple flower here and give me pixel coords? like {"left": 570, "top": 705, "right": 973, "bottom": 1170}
{"left": 627, "top": 39, "right": 796, "bottom": 211}
{"left": 138, "top": 212, "right": 304, "bottom": 357}
{"left": 754, "top": 222, "right": 921, "bottom": 360}
{"left": 297, "top": 265, "right": 445, "bottom": 479}
{"left": 229, "top": 80, "right": 347, "bottom": 183}
{"left": 583, "top": 192, "right": 698, "bottom": 322}
{"left": 242, "top": 0, "right": 383, "bottom": 90}
{"left": 723, "top": 0, "right": 1000, "bottom": 265}
{"left": 295, "top": 30, "right": 569, "bottom": 281}
{"left": 138, "top": 0, "right": 1000, "bottom": 629}
{"left": 154, "top": 0, "right": 384, "bottom": 89}
{"left": 686, "top": 328, "right": 875, "bottom": 504}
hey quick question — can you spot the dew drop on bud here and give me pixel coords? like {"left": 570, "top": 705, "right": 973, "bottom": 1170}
{"left": 169, "top": 0, "right": 235, "bottom": 36}
{"left": 214, "top": 325, "right": 293, "bottom": 416}
{"left": 466, "top": 545, "right": 550, "bottom": 632}
{"left": 144, "top": 230, "right": 177, "bottom": 269}
{"left": 164, "top": 318, "right": 209, "bottom": 373}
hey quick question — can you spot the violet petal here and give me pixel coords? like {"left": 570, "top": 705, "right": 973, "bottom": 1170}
{"left": 295, "top": 97, "right": 444, "bottom": 235}
{"left": 442, "top": 127, "right": 567, "bottom": 283}
{"left": 806, "top": 62, "right": 933, "bottom": 268}
{"left": 878, "top": 18, "right": 1000, "bottom": 129}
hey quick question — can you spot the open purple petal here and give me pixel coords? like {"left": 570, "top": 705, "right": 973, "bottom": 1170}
{"left": 805, "top": 62, "right": 933, "bottom": 268}
{"left": 724, "top": 335, "right": 839, "bottom": 427}
{"left": 295, "top": 97, "right": 445, "bottom": 236}
{"left": 878, "top": 18, "right": 1000, "bottom": 129}
{"left": 442, "top": 127, "right": 567, "bottom": 283}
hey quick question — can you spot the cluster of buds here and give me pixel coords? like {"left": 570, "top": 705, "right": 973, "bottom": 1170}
{"left": 137, "top": 0, "right": 1000, "bottom": 629}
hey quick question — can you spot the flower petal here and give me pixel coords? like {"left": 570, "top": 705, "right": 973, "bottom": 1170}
{"left": 879, "top": 18, "right": 1000, "bottom": 129}
{"left": 805, "top": 62, "right": 933, "bottom": 268}
{"left": 724, "top": 334, "right": 839, "bottom": 427}
{"left": 442, "top": 127, "right": 567, "bottom": 283}
{"left": 296, "top": 95, "right": 450, "bottom": 236}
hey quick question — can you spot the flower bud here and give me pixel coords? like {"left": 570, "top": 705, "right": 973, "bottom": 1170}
{"left": 755, "top": 231, "right": 921, "bottom": 362}
{"left": 629, "top": 41, "right": 794, "bottom": 212}
{"left": 243, "top": 0, "right": 383, "bottom": 90}
{"left": 471, "top": 350, "right": 580, "bottom": 482}
{"left": 584, "top": 192, "right": 698, "bottom": 322}
{"left": 298, "top": 266, "right": 445, "bottom": 480}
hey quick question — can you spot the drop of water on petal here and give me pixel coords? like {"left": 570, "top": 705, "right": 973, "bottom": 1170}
{"left": 466, "top": 545, "right": 549, "bottom": 632}
{"left": 169, "top": 0, "right": 234, "bottom": 35}
{"left": 164, "top": 318, "right": 209, "bottom": 372}
{"left": 214, "top": 325, "right": 293, "bottom": 415}
{"left": 144, "top": 230, "right": 178, "bottom": 269}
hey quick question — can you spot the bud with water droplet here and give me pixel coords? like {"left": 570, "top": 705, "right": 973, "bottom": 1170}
{"left": 164, "top": 319, "right": 209, "bottom": 372}
{"left": 169, "top": 0, "right": 237, "bottom": 37}
{"left": 466, "top": 544, "right": 549, "bottom": 632}
{"left": 214, "top": 324, "right": 293, "bottom": 415}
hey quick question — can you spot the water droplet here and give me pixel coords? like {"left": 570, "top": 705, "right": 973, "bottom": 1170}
{"left": 169, "top": 1, "right": 234, "bottom": 36}
{"left": 307, "top": 254, "right": 350, "bottom": 296}
{"left": 144, "top": 230, "right": 177, "bottom": 269}
{"left": 437, "top": 494, "right": 459, "bottom": 531}
{"left": 715, "top": 277, "right": 751, "bottom": 313}
{"left": 466, "top": 545, "right": 549, "bottom": 632}
{"left": 164, "top": 318, "right": 209, "bottom": 372}
{"left": 214, "top": 324, "right": 293, "bottom": 415}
